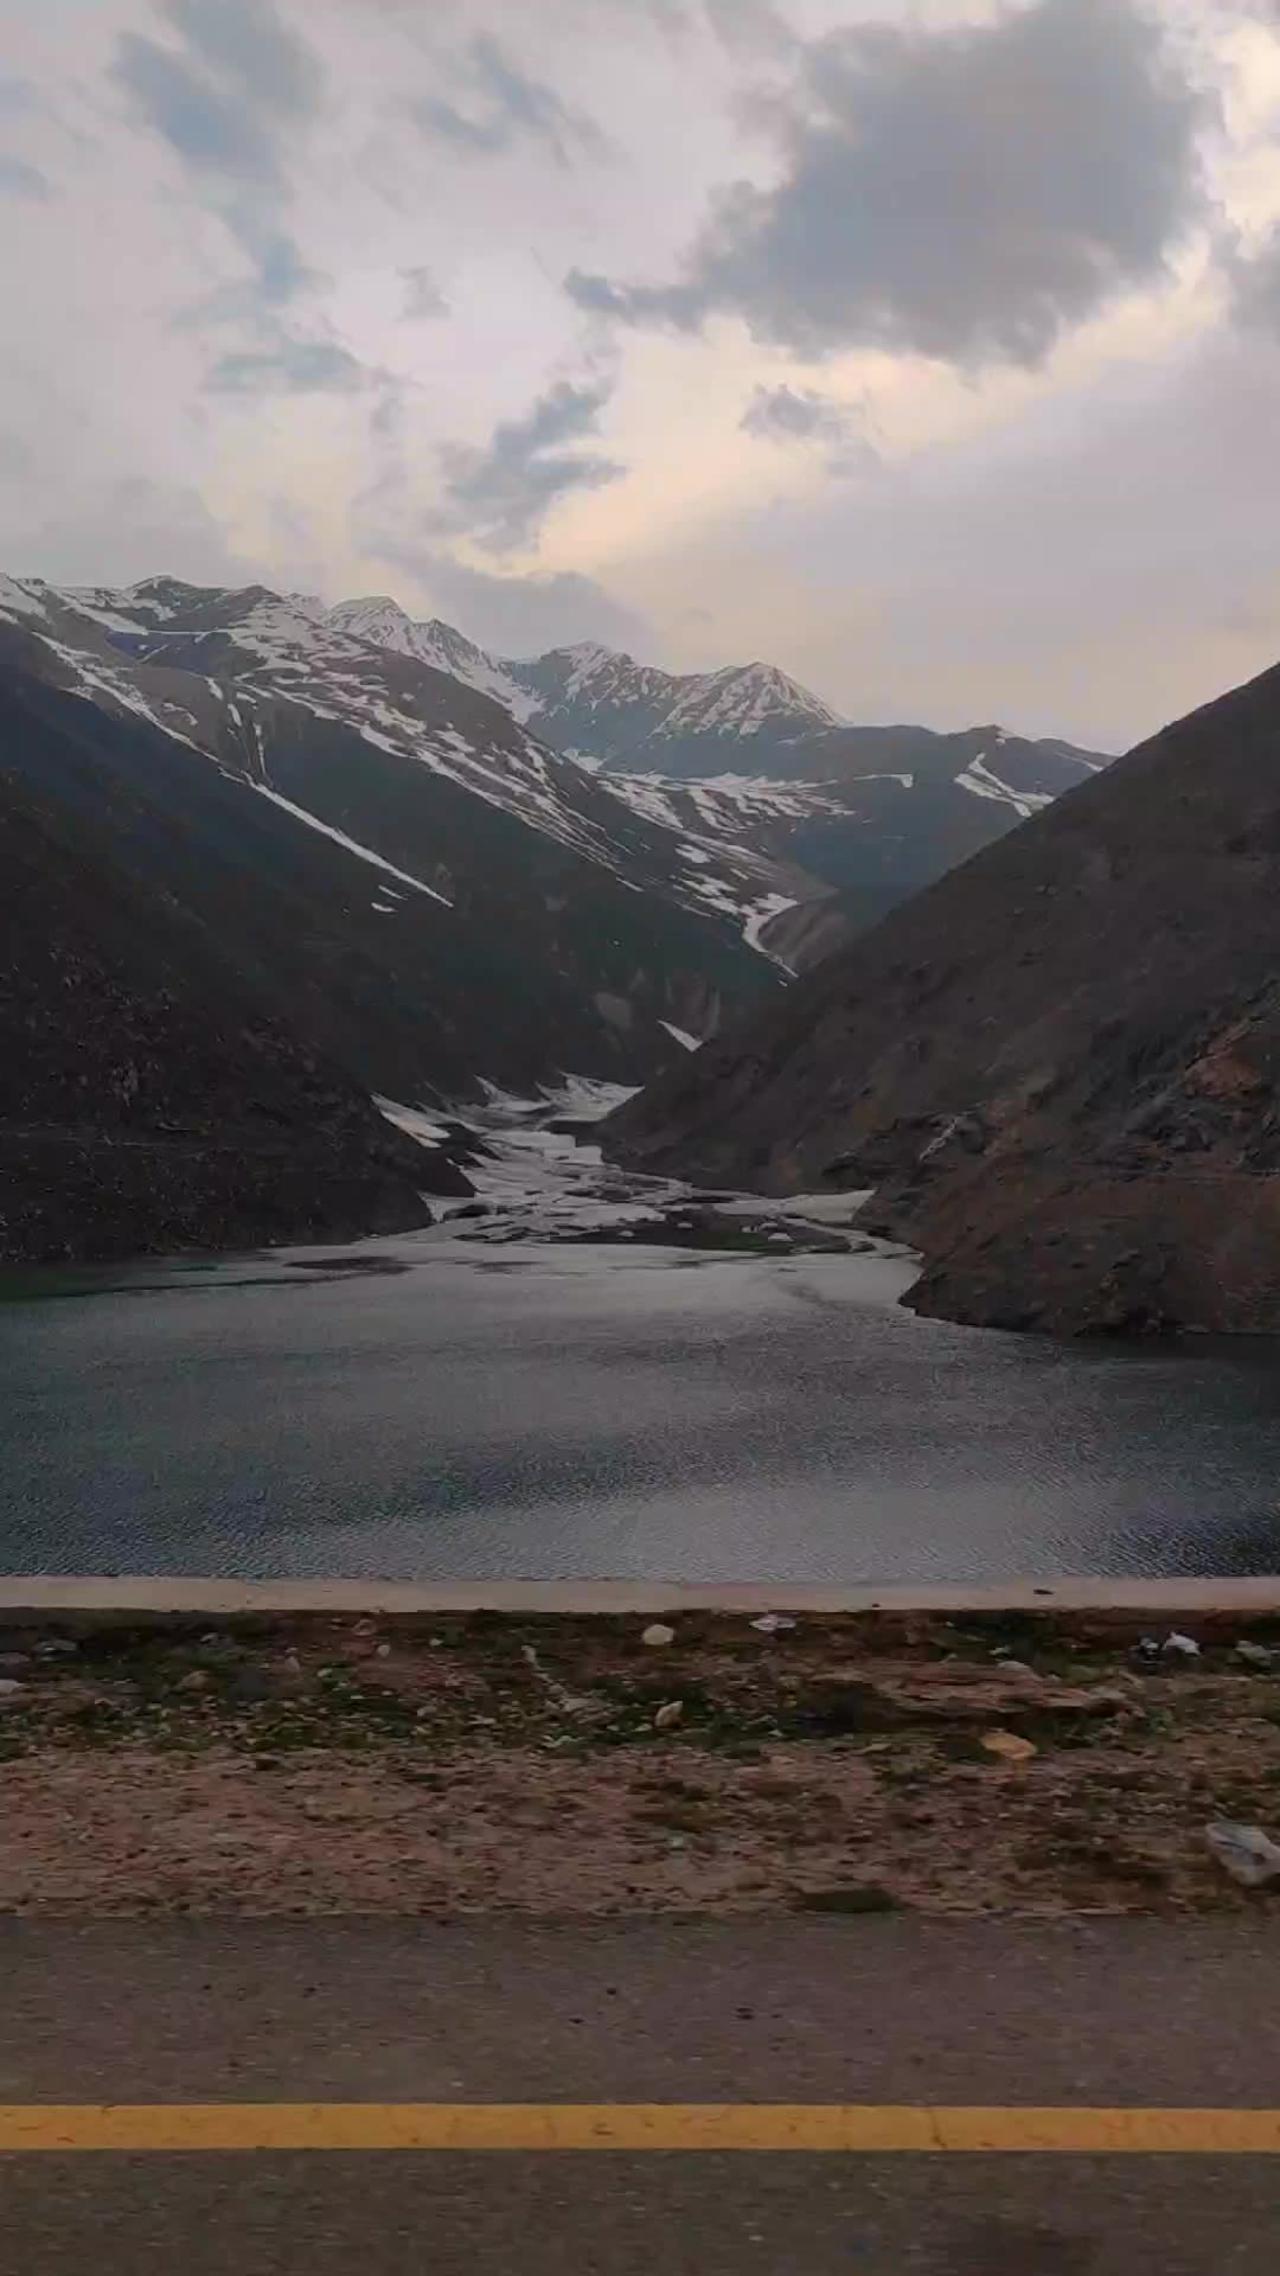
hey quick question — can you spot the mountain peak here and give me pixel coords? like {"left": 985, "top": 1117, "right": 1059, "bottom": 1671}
{"left": 325, "top": 594, "right": 538, "bottom": 722}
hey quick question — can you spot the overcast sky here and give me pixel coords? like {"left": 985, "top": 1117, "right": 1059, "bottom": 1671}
{"left": 5, "top": 0, "right": 1280, "bottom": 748}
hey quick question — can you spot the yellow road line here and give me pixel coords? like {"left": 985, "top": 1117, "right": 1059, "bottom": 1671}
{"left": 1, "top": 2105, "right": 1279, "bottom": 2154}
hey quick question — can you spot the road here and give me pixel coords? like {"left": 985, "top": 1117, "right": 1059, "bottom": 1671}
{"left": 1, "top": 1917, "right": 1278, "bottom": 2271}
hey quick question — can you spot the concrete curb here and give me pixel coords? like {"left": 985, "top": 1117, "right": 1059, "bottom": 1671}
{"left": 0, "top": 1574, "right": 1278, "bottom": 1619}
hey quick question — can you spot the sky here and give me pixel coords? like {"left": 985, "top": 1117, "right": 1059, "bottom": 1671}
{"left": 5, "top": 0, "right": 1280, "bottom": 749}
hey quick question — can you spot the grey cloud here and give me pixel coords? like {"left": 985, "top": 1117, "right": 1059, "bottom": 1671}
{"left": 115, "top": 0, "right": 322, "bottom": 181}
{"left": 741, "top": 383, "right": 851, "bottom": 443}
{"left": 401, "top": 265, "right": 449, "bottom": 320}
{"left": 413, "top": 34, "right": 608, "bottom": 166}
{"left": 163, "top": 0, "right": 323, "bottom": 122}
{"left": 1229, "top": 224, "right": 1280, "bottom": 334}
{"left": 113, "top": 0, "right": 352, "bottom": 401}
{"left": 207, "top": 335, "right": 366, "bottom": 393}
{"left": 568, "top": 0, "right": 1206, "bottom": 368}
{"left": 740, "top": 383, "right": 879, "bottom": 477}
{"left": 0, "top": 155, "right": 51, "bottom": 200}
{"left": 114, "top": 0, "right": 324, "bottom": 307}
{"left": 14, "top": 478, "right": 256, "bottom": 592}
{"left": 226, "top": 214, "right": 320, "bottom": 307}
{"left": 0, "top": 77, "right": 37, "bottom": 121}
{"left": 438, "top": 379, "right": 623, "bottom": 552}
{"left": 114, "top": 31, "right": 280, "bottom": 181}
{"left": 370, "top": 538, "right": 649, "bottom": 657}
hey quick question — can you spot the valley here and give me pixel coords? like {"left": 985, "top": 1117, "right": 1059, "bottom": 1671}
{"left": 0, "top": 570, "right": 1104, "bottom": 1267}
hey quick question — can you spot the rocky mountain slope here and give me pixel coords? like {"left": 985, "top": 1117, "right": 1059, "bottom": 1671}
{"left": 0, "top": 576, "right": 794, "bottom": 1104}
{"left": 0, "top": 567, "right": 1110, "bottom": 1266}
{"left": 0, "top": 687, "right": 445, "bottom": 1262}
{"left": 605, "top": 655, "right": 1280, "bottom": 1337}
{"left": 333, "top": 595, "right": 1107, "bottom": 936}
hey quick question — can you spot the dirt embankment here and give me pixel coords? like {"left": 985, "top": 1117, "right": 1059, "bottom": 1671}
{"left": 4, "top": 1608, "right": 1280, "bottom": 1918}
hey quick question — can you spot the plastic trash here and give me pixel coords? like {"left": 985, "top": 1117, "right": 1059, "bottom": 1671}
{"left": 1206, "top": 1820, "right": 1280, "bottom": 1887}
{"left": 0, "top": 1678, "right": 26, "bottom": 1699}
{"left": 1161, "top": 1632, "right": 1201, "bottom": 1658}
{"left": 750, "top": 1614, "right": 797, "bottom": 1635}
{"left": 653, "top": 1700, "right": 684, "bottom": 1730}
{"left": 641, "top": 1623, "right": 676, "bottom": 1647}
{"left": 1235, "top": 1641, "right": 1275, "bottom": 1669}
{"left": 980, "top": 1729, "right": 1037, "bottom": 1764}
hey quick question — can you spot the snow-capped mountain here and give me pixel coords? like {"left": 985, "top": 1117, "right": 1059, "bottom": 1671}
{"left": 325, "top": 595, "right": 536, "bottom": 721}
{"left": 323, "top": 599, "right": 845, "bottom": 769}
{"left": 501, "top": 644, "right": 846, "bottom": 773}
{"left": 3, "top": 574, "right": 817, "bottom": 962}
{"left": 321, "top": 595, "right": 1107, "bottom": 894}
{"left": 0, "top": 566, "right": 1111, "bottom": 1263}
{"left": 0, "top": 570, "right": 1112, "bottom": 1046}
{"left": 0, "top": 575, "right": 802, "bottom": 1128}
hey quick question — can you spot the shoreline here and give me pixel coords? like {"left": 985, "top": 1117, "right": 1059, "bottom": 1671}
{"left": 1, "top": 1572, "right": 1279, "bottom": 1620}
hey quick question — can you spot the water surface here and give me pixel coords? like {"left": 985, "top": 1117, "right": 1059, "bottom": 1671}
{"left": 3, "top": 1233, "right": 1280, "bottom": 1582}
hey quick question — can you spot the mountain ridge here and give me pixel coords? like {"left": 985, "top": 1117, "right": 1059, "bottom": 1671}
{"left": 605, "top": 650, "right": 1280, "bottom": 1335}
{"left": 313, "top": 586, "right": 1109, "bottom": 926}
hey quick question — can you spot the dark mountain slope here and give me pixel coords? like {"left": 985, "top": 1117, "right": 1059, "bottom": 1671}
{"left": 0, "top": 694, "right": 441, "bottom": 1263}
{"left": 0, "top": 591, "right": 784, "bottom": 1100}
{"left": 320, "top": 597, "right": 1110, "bottom": 941}
{"left": 606, "top": 657, "right": 1280, "bottom": 1334}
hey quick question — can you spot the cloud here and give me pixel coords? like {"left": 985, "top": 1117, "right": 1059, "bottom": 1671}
{"left": 568, "top": 0, "right": 1207, "bottom": 368}
{"left": 740, "top": 382, "right": 880, "bottom": 478}
{"left": 162, "top": 0, "right": 324, "bottom": 123}
{"left": 369, "top": 538, "right": 650, "bottom": 657}
{"left": 113, "top": 0, "right": 324, "bottom": 305}
{"left": 220, "top": 214, "right": 321, "bottom": 309}
{"left": 114, "top": 31, "right": 280, "bottom": 182}
{"left": 437, "top": 378, "right": 624, "bottom": 551}
{"left": 13, "top": 477, "right": 256, "bottom": 592}
{"left": 412, "top": 34, "right": 608, "bottom": 166}
{"left": 112, "top": 2, "right": 364, "bottom": 393}
{"left": 0, "top": 76, "right": 37, "bottom": 121}
{"left": 206, "top": 335, "right": 368, "bottom": 393}
{"left": 1229, "top": 222, "right": 1280, "bottom": 333}
{"left": 740, "top": 383, "right": 843, "bottom": 443}
{"left": 0, "top": 155, "right": 50, "bottom": 200}
{"left": 401, "top": 264, "right": 449, "bottom": 320}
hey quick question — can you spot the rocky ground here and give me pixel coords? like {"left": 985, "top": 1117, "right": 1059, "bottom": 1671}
{"left": 419, "top": 1081, "right": 894, "bottom": 1260}
{"left": 3, "top": 1608, "right": 1280, "bottom": 1917}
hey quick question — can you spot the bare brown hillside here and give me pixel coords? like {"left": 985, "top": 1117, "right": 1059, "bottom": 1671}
{"left": 607, "top": 658, "right": 1280, "bottom": 1334}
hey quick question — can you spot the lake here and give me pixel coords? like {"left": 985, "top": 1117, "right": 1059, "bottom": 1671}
{"left": 4, "top": 1231, "right": 1280, "bottom": 1583}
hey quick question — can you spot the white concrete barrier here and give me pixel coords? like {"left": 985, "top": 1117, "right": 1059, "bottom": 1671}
{"left": 0, "top": 1574, "right": 1278, "bottom": 1617}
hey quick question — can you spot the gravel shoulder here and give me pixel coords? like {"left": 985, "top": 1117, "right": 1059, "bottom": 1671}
{"left": 3, "top": 1608, "right": 1280, "bottom": 1917}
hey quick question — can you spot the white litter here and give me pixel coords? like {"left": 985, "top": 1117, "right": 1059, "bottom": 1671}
{"left": 1206, "top": 1821, "right": 1280, "bottom": 1887}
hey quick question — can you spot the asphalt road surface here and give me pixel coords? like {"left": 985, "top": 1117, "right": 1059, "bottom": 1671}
{"left": 1, "top": 1917, "right": 1278, "bottom": 2273}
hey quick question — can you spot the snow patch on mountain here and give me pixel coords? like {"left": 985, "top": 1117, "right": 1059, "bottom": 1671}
{"left": 660, "top": 660, "right": 844, "bottom": 741}
{"left": 250, "top": 784, "right": 454, "bottom": 904}
{"left": 955, "top": 752, "right": 1055, "bottom": 821}
{"left": 327, "top": 595, "right": 536, "bottom": 720}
